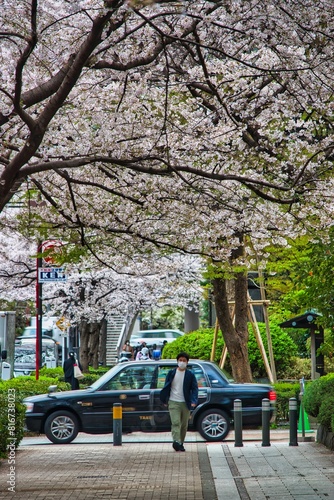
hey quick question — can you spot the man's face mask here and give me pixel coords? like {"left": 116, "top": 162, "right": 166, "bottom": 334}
{"left": 178, "top": 361, "right": 187, "bottom": 370}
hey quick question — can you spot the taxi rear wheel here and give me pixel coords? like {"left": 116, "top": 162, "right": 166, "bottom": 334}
{"left": 45, "top": 410, "right": 79, "bottom": 444}
{"left": 196, "top": 408, "right": 230, "bottom": 441}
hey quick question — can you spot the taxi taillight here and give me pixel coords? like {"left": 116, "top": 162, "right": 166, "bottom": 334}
{"left": 269, "top": 390, "right": 276, "bottom": 401}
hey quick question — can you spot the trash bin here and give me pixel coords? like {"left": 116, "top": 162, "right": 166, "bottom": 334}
{"left": 1, "top": 361, "right": 11, "bottom": 380}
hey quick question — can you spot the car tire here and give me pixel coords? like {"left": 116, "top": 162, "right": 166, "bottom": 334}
{"left": 196, "top": 408, "right": 230, "bottom": 442}
{"left": 44, "top": 410, "right": 79, "bottom": 444}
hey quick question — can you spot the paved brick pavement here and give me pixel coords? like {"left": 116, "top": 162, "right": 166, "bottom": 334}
{"left": 1, "top": 430, "right": 334, "bottom": 499}
{"left": 208, "top": 441, "right": 334, "bottom": 500}
{"left": 0, "top": 440, "right": 213, "bottom": 500}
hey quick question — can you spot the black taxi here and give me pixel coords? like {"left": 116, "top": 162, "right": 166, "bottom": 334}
{"left": 24, "top": 360, "right": 276, "bottom": 444}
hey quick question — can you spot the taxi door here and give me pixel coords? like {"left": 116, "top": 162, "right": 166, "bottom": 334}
{"left": 79, "top": 364, "right": 156, "bottom": 433}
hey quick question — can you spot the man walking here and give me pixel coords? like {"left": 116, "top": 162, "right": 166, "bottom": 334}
{"left": 160, "top": 352, "right": 198, "bottom": 452}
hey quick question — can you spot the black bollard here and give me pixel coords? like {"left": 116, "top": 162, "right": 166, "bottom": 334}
{"left": 234, "top": 399, "right": 243, "bottom": 447}
{"left": 261, "top": 398, "right": 271, "bottom": 447}
{"left": 113, "top": 403, "right": 122, "bottom": 446}
{"left": 289, "top": 397, "right": 298, "bottom": 446}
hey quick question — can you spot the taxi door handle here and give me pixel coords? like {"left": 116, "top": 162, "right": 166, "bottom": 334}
{"left": 139, "top": 395, "right": 150, "bottom": 400}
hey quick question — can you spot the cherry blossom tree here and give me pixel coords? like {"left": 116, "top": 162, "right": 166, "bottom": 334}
{"left": 0, "top": 221, "right": 203, "bottom": 368}
{"left": 1, "top": 1, "right": 334, "bottom": 380}
{"left": 0, "top": 223, "right": 203, "bottom": 369}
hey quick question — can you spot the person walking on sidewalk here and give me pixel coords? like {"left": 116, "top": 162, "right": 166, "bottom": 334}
{"left": 160, "top": 351, "right": 198, "bottom": 452}
{"left": 63, "top": 351, "right": 82, "bottom": 390}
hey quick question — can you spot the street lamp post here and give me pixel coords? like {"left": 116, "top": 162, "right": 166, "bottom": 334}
{"left": 36, "top": 242, "right": 43, "bottom": 380}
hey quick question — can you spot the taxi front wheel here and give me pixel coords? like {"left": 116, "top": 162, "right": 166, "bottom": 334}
{"left": 45, "top": 410, "right": 79, "bottom": 444}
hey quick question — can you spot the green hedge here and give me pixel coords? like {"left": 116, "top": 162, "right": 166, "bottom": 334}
{"left": 248, "top": 323, "right": 298, "bottom": 379}
{"left": 273, "top": 382, "right": 300, "bottom": 424}
{"left": 0, "top": 392, "right": 25, "bottom": 459}
{"left": 162, "top": 324, "right": 299, "bottom": 379}
{"left": 303, "top": 373, "right": 334, "bottom": 432}
{"left": 0, "top": 376, "right": 70, "bottom": 459}
{"left": 32, "top": 366, "right": 107, "bottom": 387}
{"left": 162, "top": 328, "right": 225, "bottom": 363}
{"left": 0, "top": 376, "right": 71, "bottom": 400}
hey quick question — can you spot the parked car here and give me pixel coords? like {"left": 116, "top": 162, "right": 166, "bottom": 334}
{"left": 23, "top": 360, "right": 276, "bottom": 444}
{"left": 21, "top": 326, "right": 51, "bottom": 337}
{"left": 14, "top": 336, "right": 59, "bottom": 376}
{"left": 130, "top": 329, "right": 184, "bottom": 349}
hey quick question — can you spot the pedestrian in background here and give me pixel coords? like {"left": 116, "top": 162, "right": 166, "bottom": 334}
{"left": 63, "top": 351, "right": 82, "bottom": 390}
{"left": 160, "top": 352, "right": 198, "bottom": 452}
{"left": 136, "top": 346, "right": 150, "bottom": 360}
{"left": 122, "top": 340, "right": 134, "bottom": 360}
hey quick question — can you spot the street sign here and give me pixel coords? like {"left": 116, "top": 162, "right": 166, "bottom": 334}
{"left": 56, "top": 316, "right": 70, "bottom": 331}
{"left": 42, "top": 240, "right": 63, "bottom": 266}
{"left": 38, "top": 268, "right": 66, "bottom": 282}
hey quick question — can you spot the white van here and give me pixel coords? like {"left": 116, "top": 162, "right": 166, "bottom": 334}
{"left": 29, "top": 316, "right": 63, "bottom": 344}
{"left": 14, "top": 336, "right": 59, "bottom": 376}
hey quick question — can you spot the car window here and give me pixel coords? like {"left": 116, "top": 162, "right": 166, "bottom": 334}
{"left": 156, "top": 365, "right": 174, "bottom": 389}
{"left": 188, "top": 365, "right": 208, "bottom": 387}
{"left": 14, "top": 344, "right": 57, "bottom": 364}
{"left": 142, "top": 332, "right": 166, "bottom": 339}
{"left": 100, "top": 365, "right": 156, "bottom": 391}
{"left": 206, "top": 371, "right": 227, "bottom": 388}
{"left": 155, "top": 364, "right": 208, "bottom": 388}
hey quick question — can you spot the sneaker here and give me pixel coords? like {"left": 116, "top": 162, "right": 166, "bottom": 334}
{"left": 179, "top": 444, "right": 185, "bottom": 452}
{"left": 172, "top": 441, "right": 181, "bottom": 451}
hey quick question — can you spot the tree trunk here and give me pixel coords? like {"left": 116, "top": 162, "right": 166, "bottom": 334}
{"left": 79, "top": 319, "right": 89, "bottom": 372}
{"left": 89, "top": 322, "right": 100, "bottom": 369}
{"left": 79, "top": 319, "right": 102, "bottom": 371}
{"left": 213, "top": 273, "right": 253, "bottom": 383}
{"left": 99, "top": 319, "right": 107, "bottom": 366}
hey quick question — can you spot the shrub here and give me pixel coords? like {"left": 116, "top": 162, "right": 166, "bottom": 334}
{"left": 162, "top": 323, "right": 298, "bottom": 380}
{"left": 34, "top": 366, "right": 65, "bottom": 380}
{"left": 0, "top": 376, "right": 70, "bottom": 458}
{"left": 318, "top": 396, "right": 334, "bottom": 430}
{"left": 33, "top": 365, "right": 109, "bottom": 387}
{"left": 0, "top": 392, "right": 25, "bottom": 459}
{"left": 248, "top": 323, "right": 298, "bottom": 379}
{"left": 278, "top": 357, "right": 311, "bottom": 380}
{"left": 0, "top": 376, "right": 70, "bottom": 400}
{"left": 161, "top": 328, "right": 225, "bottom": 364}
{"left": 303, "top": 373, "right": 334, "bottom": 432}
{"left": 273, "top": 382, "right": 300, "bottom": 423}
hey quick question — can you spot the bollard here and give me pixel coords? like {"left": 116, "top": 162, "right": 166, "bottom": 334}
{"left": 113, "top": 403, "right": 122, "bottom": 446}
{"left": 261, "top": 398, "right": 271, "bottom": 447}
{"left": 234, "top": 399, "right": 243, "bottom": 447}
{"left": 289, "top": 397, "right": 298, "bottom": 446}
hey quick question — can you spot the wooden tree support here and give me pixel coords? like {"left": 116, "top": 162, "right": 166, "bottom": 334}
{"left": 247, "top": 295, "right": 274, "bottom": 383}
{"left": 214, "top": 287, "right": 277, "bottom": 383}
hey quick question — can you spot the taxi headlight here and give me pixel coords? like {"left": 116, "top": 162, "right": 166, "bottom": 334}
{"left": 24, "top": 402, "right": 34, "bottom": 413}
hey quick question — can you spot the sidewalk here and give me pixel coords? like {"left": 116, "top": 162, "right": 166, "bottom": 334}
{"left": 0, "top": 430, "right": 333, "bottom": 499}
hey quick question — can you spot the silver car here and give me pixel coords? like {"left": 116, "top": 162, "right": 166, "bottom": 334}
{"left": 130, "top": 329, "right": 184, "bottom": 349}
